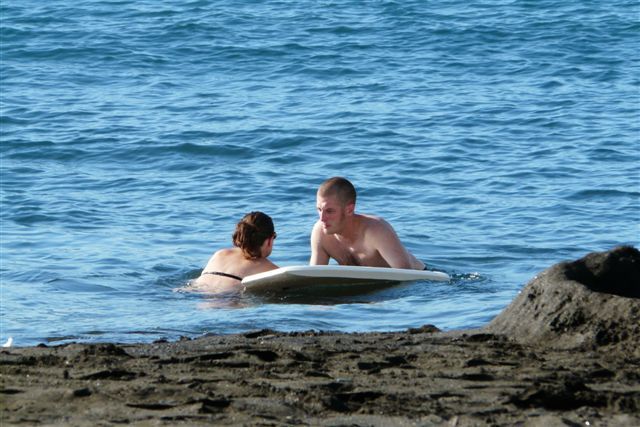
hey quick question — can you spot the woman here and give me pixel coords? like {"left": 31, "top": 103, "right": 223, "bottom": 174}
{"left": 192, "top": 211, "right": 278, "bottom": 293}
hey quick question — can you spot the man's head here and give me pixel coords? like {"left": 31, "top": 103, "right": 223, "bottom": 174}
{"left": 318, "top": 177, "right": 356, "bottom": 206}
{"left": 316, "top": 177, "right": 357, "bottom": 234}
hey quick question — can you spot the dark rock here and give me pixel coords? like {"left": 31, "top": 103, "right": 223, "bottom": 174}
{"left": 81, "top": 344, "right": 130, "bottom": 358}
{"left": 245, "top": 350, "right": 279, "bottom": 362}
{"left": 80, "top": 369, "right": 138, "bottom": 381}
{"left": 485, "top": 246, "right": 640, "bottom": 352}
{"left": 126, "top": 402, "right": 175, "bottom": 410}
{"left": 564, "top": 245, "right": 640, "bottom": 298}
{"left": 73, "top": 387, "right": 92, "bottom": 397}
{"left": 198, "top": 398, "right": 231, "bottom": 414}
{"left": 196, "top": 352, "right": 234, "bottom": 362}
{"left": 509, "top": 377, "right": 603, "bottom": 410}
{"left": 407, "top": 324, "right": 441, "bottom": 334}
{"left": 243, "top": 329, "right": 277, "bottom": 338}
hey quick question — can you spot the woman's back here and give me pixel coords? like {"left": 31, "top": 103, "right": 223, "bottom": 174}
{"left": 190, "top": 212, "right": 278, "bottom": 294}
{"left": 193, "top": 248, "right": 277, "bottom": 292}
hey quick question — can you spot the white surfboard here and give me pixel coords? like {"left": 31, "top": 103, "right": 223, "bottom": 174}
{"left": 242, "top": 265, "right": 450, "bottom": 295}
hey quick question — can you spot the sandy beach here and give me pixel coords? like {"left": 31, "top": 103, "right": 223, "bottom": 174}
{"left": 2, "top": 247, "right": 638, "bottom": 426}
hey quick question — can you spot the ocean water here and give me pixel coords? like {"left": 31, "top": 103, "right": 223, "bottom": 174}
{"left": 1, "top": 0, "right": 638, "bottom": 347}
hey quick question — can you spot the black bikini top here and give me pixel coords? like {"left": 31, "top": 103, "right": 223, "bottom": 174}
{"left": 203, "top": 271, "right": 243, "bottom": 281}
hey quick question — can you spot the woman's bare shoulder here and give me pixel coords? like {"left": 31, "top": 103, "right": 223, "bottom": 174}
{"left": 213, "top": 247, "right": 239, "bottom": 259}
{"left": 250, "top": 258, "right": 279, "bottom": 275}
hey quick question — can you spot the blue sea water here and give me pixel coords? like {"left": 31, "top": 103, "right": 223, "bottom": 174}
{"left": 1, "top": 0, "right": 638, "bottom": 347}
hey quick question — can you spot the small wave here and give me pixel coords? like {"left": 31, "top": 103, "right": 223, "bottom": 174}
{"left": 46, "top": 335, "right": 81, "bottom": 343}
{"left": 448, "top": 272, "right": 488, "bottom": 284}
{"left": 47, "top": 279, "right": 115, "bottom": 293}
{"left": 565, "top": 189, "right": 640, "bottom": 201}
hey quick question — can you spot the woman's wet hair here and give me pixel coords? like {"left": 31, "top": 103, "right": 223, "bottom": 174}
{"left": 232, "top": 211, "right": 275, "bottom": 259}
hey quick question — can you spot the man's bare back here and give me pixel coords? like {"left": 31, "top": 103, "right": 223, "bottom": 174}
{"left": 310, "top": 177, "right": 425, "bottom": 270}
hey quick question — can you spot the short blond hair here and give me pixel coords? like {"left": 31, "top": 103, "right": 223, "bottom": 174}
{"left": 318, "top": 177, "right": 356, "bottom": 206}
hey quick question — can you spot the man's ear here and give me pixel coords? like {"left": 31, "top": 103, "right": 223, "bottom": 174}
{"left": 345, "top": 203, "right": 355, "bottom": 216}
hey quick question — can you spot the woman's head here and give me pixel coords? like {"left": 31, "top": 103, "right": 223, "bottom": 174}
{"left": 232, "top": 211, "right": 276, "bottom": 259}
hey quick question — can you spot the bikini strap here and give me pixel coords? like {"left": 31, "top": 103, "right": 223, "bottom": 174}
{"left": 203, "top": 271, "right": 243, "bottom": 281}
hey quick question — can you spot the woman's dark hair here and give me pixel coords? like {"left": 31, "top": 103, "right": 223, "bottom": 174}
{"left": 232, "top": 211, "right": 275, "bottom": 259}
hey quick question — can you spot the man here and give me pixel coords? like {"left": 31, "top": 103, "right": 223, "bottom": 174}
{"left": 310, "top": 177, "right": 426, "bottom": 269}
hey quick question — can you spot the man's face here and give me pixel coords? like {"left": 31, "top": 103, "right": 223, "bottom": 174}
{"left": 316, "top": 193, "right": 350, "bottom": 234}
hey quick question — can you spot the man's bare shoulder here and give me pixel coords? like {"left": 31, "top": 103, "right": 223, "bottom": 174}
{"left": 358, "top": 214, "right": 395, "bottom": 234}
{"left": 311, "top": 220, "right": 324, "bottom": 238}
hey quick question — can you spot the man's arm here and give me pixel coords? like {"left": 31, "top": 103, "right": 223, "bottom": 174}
{"left": 370, "top": 220, "right": 415, "bottom": 269}
{"left": 310, "top": 221, "right": 330, "bottom": 265}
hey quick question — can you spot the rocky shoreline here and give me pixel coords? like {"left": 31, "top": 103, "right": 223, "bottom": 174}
{"left": 2, "top": 247, "right": 639, "bottom": 426}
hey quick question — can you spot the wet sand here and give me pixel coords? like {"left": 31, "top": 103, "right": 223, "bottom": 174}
{"left": 2, "top": 329, "right": 638, "bottom": 426}
{"left": 2, "top": 247, "right": 639, "bottom": 426}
